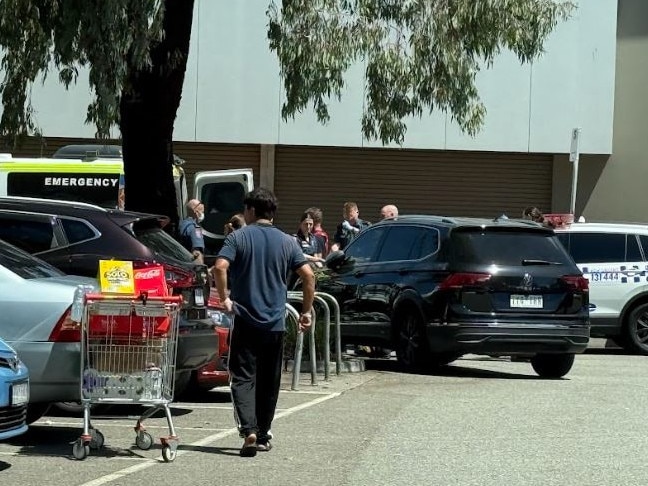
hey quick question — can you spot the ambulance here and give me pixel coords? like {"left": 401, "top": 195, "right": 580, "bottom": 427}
{"left": 0, "top": 144, "right": 253, "bottom": 255}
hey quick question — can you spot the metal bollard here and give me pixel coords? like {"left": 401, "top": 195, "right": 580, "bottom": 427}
{"left": 285, "top": 303, "right": 303, "bottom": 391}
{"left": 311, "top": 292, "right": 342, "bottom": 376}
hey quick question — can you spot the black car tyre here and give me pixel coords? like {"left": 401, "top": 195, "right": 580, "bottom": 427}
{"left": 26, "top": 403, "right": 51, "bottom": 424}
{"left": 623, "top": 303, "right": 648, "bottom": 355}
{"left": 530, "top": 353, "right": 575, "bottom": 378}
{"left": 394, "top": 309, "right": 431, "bottom": 371}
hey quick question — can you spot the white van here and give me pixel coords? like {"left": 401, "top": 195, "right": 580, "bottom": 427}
{"left": 0, "top": 144, "right": 253, "bottom": 255}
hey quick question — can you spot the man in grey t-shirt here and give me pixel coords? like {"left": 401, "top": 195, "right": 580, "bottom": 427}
{"left": 213, "top": 187, "right": 315, "bottom": 457}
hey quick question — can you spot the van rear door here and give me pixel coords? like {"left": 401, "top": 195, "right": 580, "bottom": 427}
{"left": 193, "top": 169, "right": 254, "bottom": 256}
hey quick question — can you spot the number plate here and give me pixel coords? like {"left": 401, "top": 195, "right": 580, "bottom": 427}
{"left": 11, "top": 381, "right": 29, "bottom": 406}
{"left": 510, "top": 295, "right": 543, "bottom": 309}
{"left": 195, "top": 288, "right": 205, "bottom": 307}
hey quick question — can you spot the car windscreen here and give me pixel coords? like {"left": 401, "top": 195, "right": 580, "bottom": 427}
{"left": 0, "top": 240, "right": 65, "bottom": 278}
{"left": 129, "top": 222, "right": 195, "bottom": 264}
{"left": 450, "top": 229, "right": 574, "bottom": 266}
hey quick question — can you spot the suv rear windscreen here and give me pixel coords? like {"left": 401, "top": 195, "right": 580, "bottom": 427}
{"left": 130, "top": 225, "right": 195, "bottom": 264}
{"left": 450, "top": 229, "right": 573, "bottom": 266}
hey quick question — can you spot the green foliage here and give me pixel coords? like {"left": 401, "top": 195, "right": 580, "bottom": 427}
{"left": 0, "top": 0, "right": 165, "bottom": 142}
{"left": 268, "top": 0, "right": 575, "bottom": 145}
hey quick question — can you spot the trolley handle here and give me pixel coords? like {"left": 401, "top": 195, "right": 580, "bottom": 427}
{"left": 83, "top": 293, "right": 183, "bottom": 304}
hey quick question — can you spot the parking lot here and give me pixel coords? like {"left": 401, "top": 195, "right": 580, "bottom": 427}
{"left": 1, "top": 341, "right": 645, "bottom": 486}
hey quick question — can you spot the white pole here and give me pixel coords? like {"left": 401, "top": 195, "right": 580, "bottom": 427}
{"left": 569, "top": 128, "right": 581, "bottom": 215}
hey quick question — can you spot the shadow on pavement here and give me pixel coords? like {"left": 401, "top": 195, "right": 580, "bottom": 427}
{"left": 0, "top": 461, "right": 11, "bottom": 471}
{"left": 175, "top": 387, "right": 232, "bottom": 404}
{"left": 45, "top": 403, "right": 195, "bottom": 421}
{"left": 363, "top": 357, "right": 548, "bottom": 380}
{"left": 7, "top": 423, "right": 167, "bottom": 459}
{"left": 179, "top": 444, "right": 240, "bottom": 457}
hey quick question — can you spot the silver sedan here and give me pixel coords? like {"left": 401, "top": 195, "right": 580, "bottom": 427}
{"left": 0, "top": 239, "right": 97, "bottom": 422}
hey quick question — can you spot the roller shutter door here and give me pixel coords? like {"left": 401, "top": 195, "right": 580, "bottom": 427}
{"left": 6, "top": 137, "right": 260, "bottom": 197}
{"left": 273, "top": 145, "right": 552, "bottom": 235}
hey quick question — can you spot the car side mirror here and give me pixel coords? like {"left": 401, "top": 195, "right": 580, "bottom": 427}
{"left": 325, "top": 250, "right": 346, "bottom": 270}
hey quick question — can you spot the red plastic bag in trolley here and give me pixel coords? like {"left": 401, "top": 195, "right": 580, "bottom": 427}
{"left": 89, "top": 306, "right": 171, "bottom": 337}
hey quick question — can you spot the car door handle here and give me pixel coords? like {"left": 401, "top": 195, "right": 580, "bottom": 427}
{"left": 398, "top": 270, "right": 409, "bottom": 275}
{"left": 353, "top": 271, "right": 364, "bottom": 278}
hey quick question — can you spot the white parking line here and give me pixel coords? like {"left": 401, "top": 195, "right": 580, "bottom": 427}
{"left": 79, "top": 391, "right": 341, "bottom": 486}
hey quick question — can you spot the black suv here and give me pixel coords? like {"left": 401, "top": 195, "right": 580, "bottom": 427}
{"left": 0, "top": 197, "right": 217, "bottom": 393}
{"left": 318, "top": 215, "right": 590, "bottom": 378}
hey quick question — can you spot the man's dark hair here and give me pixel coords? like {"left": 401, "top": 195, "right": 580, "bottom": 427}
{"left": 244, "top": 187, "right": 278, "bottom": 220}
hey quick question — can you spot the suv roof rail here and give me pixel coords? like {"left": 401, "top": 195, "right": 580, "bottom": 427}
{"left": 0, "top": 196, "right": 107, "bottom": 211}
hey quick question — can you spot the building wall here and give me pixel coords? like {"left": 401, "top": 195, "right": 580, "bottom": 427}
{"left": 553, "top": 0, "right": 648, "bottom": 223}
{"left": 14, "top": 0, "right": 617, "bottom": 155}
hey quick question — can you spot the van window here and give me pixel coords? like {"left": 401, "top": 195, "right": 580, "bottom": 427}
{"left": 200, "top": 182, "right": 246, "bottom": 236}
{"left": 7, "top": 172, "right": 121, "bottom": 208}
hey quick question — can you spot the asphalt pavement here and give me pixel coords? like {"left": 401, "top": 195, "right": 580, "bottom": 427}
{"left": 1, "top": 344, "right": 647, "bottom": 485}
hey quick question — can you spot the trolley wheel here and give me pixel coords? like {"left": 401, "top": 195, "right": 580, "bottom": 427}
{"left": 72, "top": 439, "right": 90, "bottom": 460}
{"left": 89, "top": 429, "right": 105, "bottom": 450}
{"left": 161, "top": 445, "right": 177, "bottom": 462}
{"left": 135, "top": 431, "right": 154, "bottom": 451}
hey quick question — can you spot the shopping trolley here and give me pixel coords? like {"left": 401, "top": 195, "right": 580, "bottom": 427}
{"left": 72, "top": 293, "right": 182, "bottom": 462}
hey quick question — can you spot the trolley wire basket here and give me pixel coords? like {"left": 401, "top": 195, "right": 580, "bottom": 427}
{"left": 72, "top": 293, "right": 182, "bottom": 462}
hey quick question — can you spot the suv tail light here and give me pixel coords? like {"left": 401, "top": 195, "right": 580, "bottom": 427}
{"left": 561, "top": 275, "right": 589, "bottom": 292}
{"left": 439, "top": 273, "right": 492, "bottom": 290}
{"left": 48, "top": 307, "right": 81, "bottom": 342}
{"left": 163, "top": 264, "right": 194, "bottom": 288}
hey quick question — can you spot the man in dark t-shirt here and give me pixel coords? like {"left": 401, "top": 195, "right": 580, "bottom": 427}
{"left": 213, "top": 188, "right": 315, "bottom": 457}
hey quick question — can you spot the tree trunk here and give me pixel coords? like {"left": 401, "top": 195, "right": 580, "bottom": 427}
{"left": 119, "top": 0, "right": 195, "bottom": 234}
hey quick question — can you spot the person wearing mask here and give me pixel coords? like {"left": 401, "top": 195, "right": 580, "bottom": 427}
{"left": 213, "top": 188, "right": 315, "bottom": 457}
{"left": 179, "top": 199, "right": 206, "bottom": 264}
{"left": 331, "top": 202, "right": 370, "bottom": 252}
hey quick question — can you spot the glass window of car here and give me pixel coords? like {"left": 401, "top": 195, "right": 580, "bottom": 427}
{"left": 130, "top": 221, "right": 194, "bottom": 263}
{"left": 60, "top": 218, "right": 96, "bottom": 244}
{"left": 0, "top": 215, "right": 56, "bottom": 253}
{"left": 0, "top": 240, "right": 64, "bottom": 279}
{"left": 626, "top": 234, "right": 643, "bottom": 262}
{"left": 451, "top": 229, "right": 573, "bottom": 265}
{"left": 640, "top": 236, "right": 648, "bottom": 260}
{"left": 568, "top": 233, "right": 625, "bottom": 263}
{"left": 344, "top": 226, "right": 388, "bottom": 263}
{"left": 411, "top": 228, "right": 440, "bottom": 260}
{"left": 376, "top": 226, "right": 439, "bottom": 262}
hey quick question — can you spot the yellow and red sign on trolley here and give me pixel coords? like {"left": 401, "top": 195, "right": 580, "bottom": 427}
{"left": 98, "top": 260, "right": 135, "bottom": 294}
